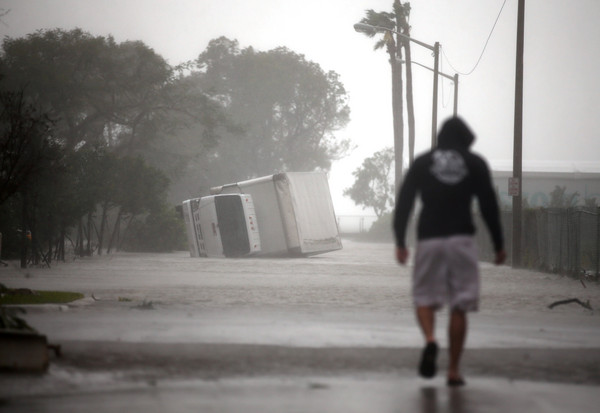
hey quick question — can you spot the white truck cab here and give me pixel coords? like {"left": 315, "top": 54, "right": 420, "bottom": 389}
{"left": 183, "top": 194, "right": 260, "bottom": 258}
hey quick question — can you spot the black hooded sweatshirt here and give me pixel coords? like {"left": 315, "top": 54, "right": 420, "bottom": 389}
{"left": 393, "top": 117, "right": 504, "bottom": 252}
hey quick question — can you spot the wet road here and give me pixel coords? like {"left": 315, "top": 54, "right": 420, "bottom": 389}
{"left": 4, "top": 375, "right": 600, "bottom": 413}
{"left": 1, "top": 239, "right": 599, "bottom": 412}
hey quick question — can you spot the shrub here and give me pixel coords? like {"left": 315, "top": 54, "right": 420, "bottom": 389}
{"left": 121, "top": 206, "right": 186, "bottom": 252}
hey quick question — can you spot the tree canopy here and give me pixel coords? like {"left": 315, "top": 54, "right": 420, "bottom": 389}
{"left": 0, "top": 29, "right": 352, "bottom": 263}
{"left": 343, "top": 147, "right": 395, "bottom": 217}
{"left": 0, "top": 29, "right": 204, "bottom": 261}
{"left": 194, "top": 37, "right": 351, "bottom": 183}
{"left": 1, "top": 29, "right": 170, "bottom": 152}
{"left": 0, "top": 90, "right": 56, "bottom": 205}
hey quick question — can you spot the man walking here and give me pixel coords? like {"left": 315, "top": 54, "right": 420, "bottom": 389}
{"left": 393, "top": 117, "right": 506, "bottom": 386}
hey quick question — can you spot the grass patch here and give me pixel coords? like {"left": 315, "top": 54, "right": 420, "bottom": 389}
{"left": 0, "top": 290, "right": 84, "bottom": 305}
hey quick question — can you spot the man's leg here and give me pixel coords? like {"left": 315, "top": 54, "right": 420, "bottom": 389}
{"left": 446, "top": 236, "right": 478, "bottom": 386}
{"left": 412, "top": 239, "right": 445, "bottom": 379}
{"left": 448, "top": 309, "right": 467, "bottom": 383}
{"left": 416, "top": 306, "right": 436, "bottom": 343}
{"left": 416, "top": 306, "right": 438, "bottom": 378}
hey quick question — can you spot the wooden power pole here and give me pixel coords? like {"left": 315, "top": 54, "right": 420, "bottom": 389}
{"left": 512, "top": 0, "right": 525, "bottom": 267}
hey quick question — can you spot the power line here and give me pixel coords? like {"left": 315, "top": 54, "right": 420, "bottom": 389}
{"left": 442, "top": 0, "right": 508, "bottom": 76}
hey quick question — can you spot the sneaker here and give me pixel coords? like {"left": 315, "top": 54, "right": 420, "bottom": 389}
{"left": 418, "top": 342, "right": 438, "bottom": 378}
{"left": 447, "top": 377, "right": 466, "bottom": 387}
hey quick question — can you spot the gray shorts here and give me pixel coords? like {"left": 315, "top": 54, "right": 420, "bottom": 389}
{"left": 413, "top": 235, "right": 480, "bottom": 312}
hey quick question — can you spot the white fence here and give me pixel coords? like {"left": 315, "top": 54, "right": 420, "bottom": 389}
{"left": 336, "top": 215, "right": 378, "bottom": 234}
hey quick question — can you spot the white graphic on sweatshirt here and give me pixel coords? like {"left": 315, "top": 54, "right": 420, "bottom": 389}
{"left": 430, "top": 150, "right": 468, "bottom": 184}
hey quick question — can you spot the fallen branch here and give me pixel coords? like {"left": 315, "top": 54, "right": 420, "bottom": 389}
{"left": 548, "top": 298, "right": 592, "bottom": 310}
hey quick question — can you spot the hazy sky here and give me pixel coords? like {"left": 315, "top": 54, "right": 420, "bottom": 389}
{"left": 1, "top": 0, "right": 599, "bottom": 214}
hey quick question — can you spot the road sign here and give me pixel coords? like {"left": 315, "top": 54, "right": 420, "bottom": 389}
{"left": 508, "top": 177, "right": 520, "bottom": 196}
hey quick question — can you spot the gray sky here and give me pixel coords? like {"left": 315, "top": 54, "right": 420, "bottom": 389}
{"left": 1, "top": 0, "right": 599, "bottom": 214}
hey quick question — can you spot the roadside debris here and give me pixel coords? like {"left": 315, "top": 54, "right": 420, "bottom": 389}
{"left": 132, "top": 300, "right": 155, "bottom": 310}
{"left": 548, "top": 298, "right": 593, "bottom": 310}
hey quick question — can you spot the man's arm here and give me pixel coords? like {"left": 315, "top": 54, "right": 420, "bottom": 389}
{"left": 393, "top": 165, "right": 419, "bottom": 264}
{"left": 396, "top": 246, "right": 409, "bottom": 264}
{"left": 494, "top": 249, "right": 506, "bottom": 265}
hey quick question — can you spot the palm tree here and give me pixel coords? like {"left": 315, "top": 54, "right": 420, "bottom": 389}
{"left": 394, "top": 1, "right": 416, "bottom": 167}
{"left": 358, "top": 9, "right": 404, "bottom": 192}
{"left": 357, "top": 1, "right": 415, "bottom": 191}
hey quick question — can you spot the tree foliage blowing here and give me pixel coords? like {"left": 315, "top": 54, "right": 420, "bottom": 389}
{"left": 193, "top": 37, "right": 351, "bottom": 183}
{"left": 0, "top": 30, "right": 351, "bottom": 264}
{"left": 344, "top": 147, "right": 395, "bottom": 218}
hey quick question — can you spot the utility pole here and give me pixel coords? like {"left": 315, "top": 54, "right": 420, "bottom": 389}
{"left": 431, "top": 42, "right": 440, "bottom": 148}
{"left": 453, "top": 73, "right": 459, "bottom": 117}
{"left": 512, "top": 0, "right": 525, "bottom": 267}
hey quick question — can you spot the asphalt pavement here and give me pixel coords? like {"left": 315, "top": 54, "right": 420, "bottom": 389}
{"left": 1, "top": 239, "right": 599, "bottom": 412}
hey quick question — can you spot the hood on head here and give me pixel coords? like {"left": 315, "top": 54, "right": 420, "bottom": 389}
{"left": 437, "top": 117, "right": 475, "bottom": 149}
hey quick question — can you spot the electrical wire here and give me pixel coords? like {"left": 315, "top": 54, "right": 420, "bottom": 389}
{"left": 442, "top": 0, "right": 508, "bottom": 76}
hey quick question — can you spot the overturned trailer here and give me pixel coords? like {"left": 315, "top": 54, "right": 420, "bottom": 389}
{"left": 210, "top": 172, "right": 342, "bottom": 257}
{"left": 183, "top": 172, "right": 342, "bottom": 258}
{"left": 182, "top": 198, "right": 204, "bottom": 257}
{"left": 182, "top": 194, "right": 261, "bottom": 258}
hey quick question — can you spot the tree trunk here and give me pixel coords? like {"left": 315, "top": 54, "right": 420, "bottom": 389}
{"left": 47, "top": 237, "right": 53, "bottom": 265}
{"left": 77, "top": 219, "right": 84, "bottom": 257}
{"left": 97, "top": 202, "right": 109, "bottom": 256}
{"left": 58, "top": 227, "right": 66, "bottom": 261}
{"left": 118, "top": 214, "right": 136, "bottom": 251}
{"left": 107, "top": 208, "right": 122, "bottom": 254}
{"left": 399, "top": 9, "right": 415, "bottom": 166}
{"left": 29, "top": 199, "right": 39, "bottom": 266}
{"left": 20, "top": 193, "right": 28, "bottom": 269}
{"left": 389, "top": 42, "right": 404, "bottom": 193}
{"left": 86, "top": 211, "right": 93, "bottom": 256}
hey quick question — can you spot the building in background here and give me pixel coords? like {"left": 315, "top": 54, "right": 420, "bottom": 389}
{"left": 491, "top": 161, "right": 600, "bottom": 208}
